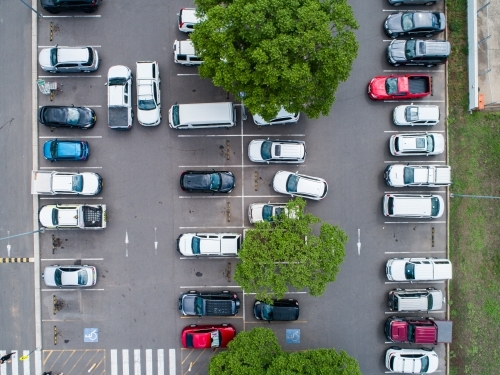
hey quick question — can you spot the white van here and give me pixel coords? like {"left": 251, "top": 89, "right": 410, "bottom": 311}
{"left": 168, "top": 102, "right": 237, "bottom": 129}
{"left": 386, "top": 258, "right": 452, "bottom": 282}
{"left": 383, "top": 194, "right": 444, "bottom": 218}
{"left": 173, "top": 40, "right": 203, "bottom": 66}
{"left": 388, "top": 288, "right": 444, "bottom": 312}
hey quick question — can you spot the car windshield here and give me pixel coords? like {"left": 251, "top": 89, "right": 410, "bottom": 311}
{"left": 405, "top": 39, "right": 417, "bottom": 59}
{"left": 138, "top": 99, "right": 157, "bottom": 111}
{"left": 54, "top": 269, "right": 62, "bottom": 286}
{"left": 430, "top": 197, "right": 440, "bottom": 216}
{"left": 405, "top": 263, "right": 416, "bottom": 280}
{"left": 191, "top": 237, "right": 201, "bottom": 255}
{"left": 408, "top": 324, "right": 415, "bottom": 341}
{"left": 108, "top": 77, "right": 126, "bottom": 85}
{"left": 262, "top": 205, "right": 274, "bottom": 222}
{"left": 72, "top": 175, "right": 83, "bottom": 192}
{"left": 260, "top": 141, "right": 273, "bottom": 160}
{"left": 427, "top": 294, "right": 433, "bottom": 310}
{"left": 50, "top": 48, "right": 58, "bottom": 66}
{"left": 194, "top": 297, "right": 203, "bottom": 315}
{"left": 426, "top": 135, "right": 434, "bottom": 152}
{"left": 50, "top": 141, "right": 58, "bottom": 157}
{"left": 387, "top": 197, "right": 394, "bottom": 215}
{"left": 261, "top": 304, "right": 274, "bottom": 320}
{"left": 52, "top": 208, "right": 59, "bottom": 225}
{"left": 421, "top": 356, "right": 430, "bottom": 372}
{"left": 401, "top": 13, "right": 414, "bottom": 31}
{"left": 405, "top": 106, "right": 419, "bottom": 122}
{"left": 171, "top": 105, "right": 180, "bottom": 126}
{"left": 210, "top": 173, "right": 221, "bottom": 191}
{"left": 211, "top": 330, "right": 221, "bottom": 347}
{"left": 386, "top": 78, "right": 399, "bottom": 95}
{"left": 286, "top": 174, "right": 299, "bottom": 193}
{"left": 66, "top": 108, "right": 81, "bottom": 125}
{"left": 78, "top": 269, "right": 88, "bottom": 285}
{"left": 403, "top": 167, "right": 415, "bottom": 184}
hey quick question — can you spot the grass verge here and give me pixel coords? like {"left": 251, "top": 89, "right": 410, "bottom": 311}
{"left": 447, "top": 0, "right": 500, "bottom": 374}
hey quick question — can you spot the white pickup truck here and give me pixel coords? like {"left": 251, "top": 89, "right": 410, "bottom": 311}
{"left": 384, "top": 164, "right": 451, "bottom": 187}
{"left": 176, "top": 233, "right": 241, "bottom": 256}
{"left": 31, "top": 170, "right": 102, "bottom": 195}
{"left": 39, "top": 204, "right": 106, "bottom": 230}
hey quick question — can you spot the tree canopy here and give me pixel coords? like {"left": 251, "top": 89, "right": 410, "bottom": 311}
{"left": 208, "top": 328, "right": 362, "bottom": 375}
{"left": 234, "top": 198, "right": 348, "bottom": 302}
{"left": 191, "top": 0, "right": 359, "bottom": 121}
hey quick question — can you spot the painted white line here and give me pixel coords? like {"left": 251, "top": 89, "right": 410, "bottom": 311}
{"left": 240, "top": 108, "right": 245, "bottom": 225}
{"left": 39, "top": 136, "right": 102, "bottom": 138}
{"left": 168, "top": 349, "right": 175, "bottom": 375}
{"left": 244, "top": 291, "right": 307, "bottom": 295}
{"left": 385, "top": 280, "right": 445, "bottom": 284}
{"left": 178, "top": 165, "right": 302, "bottom": 168}
{"left": 146, "top": 349, "right": 153, "bottom": 375}
{"left": 40, "top": 197, "right": 103, "bottom": 200}
{"left": 385, "top": 310, "right": 445, "bottom": 314}
{"left": 157, "top": 349, "right": 164, "bottom": 375}
{"left": 23, "top": 350, "right": 30, "bottom": 375}
{"left": 180, "top": 256, "right": 239, "bottom": 260}
{"left": 40, "top": 15, "right": 101, "bottom": 18}
{"left": 383, "top": 70, "right": 445, "bottom": 73}
{"left": 11, "top": 350, "right": 18, "bottom": 375}
{"left": 40, "top": 166, "right": 103, "bottom": 169}
{"left": 39, "top": 45, "right": 101, "bottom": 48}
{"left": 177, "top": 73, "right": 199, "bottom": 76}
{"left": 111, "top": 350, "right": 118, "bottom": 375}
{"left": 384, "top": 221, "right": 446, "bottom": 224}
{"left": 384, "top": 160, "right": 446, "bottom": 163}
{"left": 178, "top": 134, "right": 305, "bottom": 138}
{"left": 385, "top": 251, "right": 446, "bottom": 254}
{"left": 134, "top": 349, "right": 140, "bottom": 375}
{"left": 41, "top": 288, "right": 105, "bottom": 291}
{"left": 180, "top": 195, "right": 283, "bottom": 199}
{"left": 41, "top": 258, "right": 104, "bottom": 261}
{"left": 180, "top": 285, "right": 242, "bottom": 289}
{"left": 38, "top": 105, "right": 102, "bottom": 108}
{"left": 122, "top": 349, "right": 129, "bottom": 375}
{"left": 384, "top": 190, "right": 445, "bottom": 194}
{"left": 38, "top": 75, "right": 102, "bottom": 78}
{"left": 384, "top": 130, "right": 445, "bottom": 133}
{"left": 0, "top": 351, "right": 5, "bottom": 375}
{"left": 179, "top": 226, "right": 246, "bottom": 229}
{"left": 382, "top": 9, "right": 409, "bottom": 11}
{"left": 384, "top": 100, "right": 445, "bottom": 103}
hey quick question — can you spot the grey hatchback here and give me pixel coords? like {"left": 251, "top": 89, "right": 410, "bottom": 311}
{"left": 39, "top": 46, "right": 99, "bottom": 73}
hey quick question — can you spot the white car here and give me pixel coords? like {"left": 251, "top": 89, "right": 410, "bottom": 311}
{"left": 393, "top": 105, "right": 440, "bottom": 126}
{"left": 383, "top": 194, "right": 444, "bottom": 218}
{"left": 38, "top": 46, "right": 99, "bottom": 73}
{"left": 273, "top": 171, "right": 327, "bottom": 200}
{"left": 248, "top": 139, "right": 306, "bottom": 163}
{"left": 42, "top": 265, "right": 97, "bottom": 288}
{"left": 248, "top": 203, "right": 292, "bottom": 224}
{"left": 31, "top": 170, "right": 102, "bottom": 195}
{"left": 177, "top": 233, "right": 241, "bottom": 256}
{"left": 385, "top": 347, "right": 439, "bottom": 373}
{"left": 136, "top": 61, "right": 161, "bottom": 126}
{"left": 386, "top": 258, "right": 452, "bottom": 281}
{"left": 384, "top": 165, "right": 451, "bottom": 187}
{"left": 178, "top": 8, "right": 201, "bottom": 33}
{"left": 253, "top": 107, "right": 300, "bottom": 126}
{"left": 173, "top": 40, "right": 203, "bottom": 66}
{"left": 389, "top": 133, "right": 444, "bottom": 156}
{"left": 108, "top": 65, "right": 133, "bottom": 129}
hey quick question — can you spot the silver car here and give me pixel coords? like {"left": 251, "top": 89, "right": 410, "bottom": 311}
{"left": 253, "top": 107, "right": 300, "bottom": 126}
{"left": 42, "top": 265, "right": 97, "bottom": 288}
{"left": 248, "top": 203, "right": 287, "bottom": 224}
{"left": 248, "top": 139, "right": 306, "bottom": 163}
{"left": 39, "top": 46, "right": 99, "bottom": 73}
{"left": 273, "top": 171, "right": 328, "bottom": 200}
{"left": 389, "top": 133, "right": 444, "bottom": 156}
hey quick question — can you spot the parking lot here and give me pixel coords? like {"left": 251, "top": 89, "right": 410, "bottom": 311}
{"left": 32, "top": 0, "right": 449, "bottom": 374}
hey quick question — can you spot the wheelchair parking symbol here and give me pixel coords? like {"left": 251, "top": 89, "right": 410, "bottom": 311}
{"left": 84, "top": 328, "right": 98, "bottom": 343}
{"left": 286, "top": 329, "right": 300, "bottom": 344}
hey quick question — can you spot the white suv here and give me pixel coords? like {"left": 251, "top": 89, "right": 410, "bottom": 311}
{"left": 248, "top": 139, "right": 306, "bottom": 163}
{"left": 389, "top": 133, "right": 444, "bottom": 156}
{"left": 39, "top": 46, "right": 99, "bottom": 73}
{"left": 253, "top": 107, "right": 300, "bottom": 126}
{"left": 393, "top": 104, "right": 440, "bottom": 126}
{"left": 383, "top": 194, "right": 444, "bottom": 218}
{"left": 173, "top": 40, "right": 203, "bottom": 66}
{"left": 178, "top": 8, "right": 201, "bottom": 33}
{"left": 176, "top": 233, "right": 241, "bottom": 257}
{"left": 385, "top": 348, "right": 439, "bottom": 374}
{"left": 136, "top": 61, "right": 161, "bottom": 126}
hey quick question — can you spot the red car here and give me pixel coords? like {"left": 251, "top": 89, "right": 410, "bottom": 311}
{"left": 367, "top": 74, "right": 431, "bottom": 100}
{"left": 181, "top": 324, "right": 236, "bottom": 349}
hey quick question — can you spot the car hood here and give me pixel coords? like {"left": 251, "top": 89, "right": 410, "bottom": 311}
{"left": 81, "top": 173, "right": 101, "bottom": 194}
{"left": 42, "top": 266, "right": 58, "bottom": 286}
{"left": 39, "top": 206, "right": 56, "bottom": 227}
{"left": 388, "top": 259, "right": 407, "bottom": 281}
{"left": 387, "top": 165, "right": 405, "bottom": 186}
{"left": 393, "top": 105, "right": 408, "bottom": 124}
{"left": 77, "top": 108, "right": 96, "bottom": 126}
{"left": 249, "top": 203, "right": 265, "bottom": 223}
{"left": 43, "top": 140, "right": 53, "bottom": 159}
{"left": 390, "top": 320, "right": 409, "bottom": 341}
{"left": 386, "top": 14, "right": 403, "bottom": 33}
{"left": 429, "top": 290, "right": 444, "bottom": 310}
{"left": 178, "top": 233, "right": 195, "bottom": 256}
{"left": 272, "top": 171, "right": 290, "bottom": 192}
{"left": 369, "top": 77, "right": 387, "bottom": 96}
{"left": 253, "top": 302, "right": 264, "bottom": 319}
{"left": 220, "top": 172, "right": 235, "bottom": 192}
{"left": 181, "top": 295, "right": 197, "bottom": 315}
{"left": 431, "top": 134, "right": 445, "bottom": 153}
{"left": 38, "top": 48, "right": 53, "bottom": 69}
{"left": 388, "top": 40, "right": 406, "bottom": 62}
{"left": 248, "top": 140, "right": 264, "bottom": 162}
{"left": 137, "top": 107, "right": 160, "bottom": 126}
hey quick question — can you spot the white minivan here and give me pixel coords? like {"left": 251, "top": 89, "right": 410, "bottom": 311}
{"left": 383, "top": 194, "right": 444, "bottom": 218}
{"left": 173, "top": 40, "right": 203, "bottom": 66}
{"left": 386, "top": 258, "right": 452, "bottom": 282}
{"left": 168, "top": 102, "right": 236, "bottom": 129}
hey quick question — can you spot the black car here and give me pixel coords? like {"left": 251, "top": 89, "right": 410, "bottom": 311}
{"left": 253, "top": 299, "right": 299, "bottom": 321}
{"left": 384, "top": 12, "right": 446, "bottom": 38}
{"left": 180, "top": 170, "right": 235, "bottom": 193}
{"left": 38, "top": 106, "right": 96, "bottom": 129}
{"left": 40, "top": 0, "right": 99, "bottom": 14}
{"left": 387, "top": 39, "right": 450, "bottom": 67}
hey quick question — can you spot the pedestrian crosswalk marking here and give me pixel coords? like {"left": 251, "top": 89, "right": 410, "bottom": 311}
{"left": 157, "top": 350, "right": 164, "bottom": 375}
{"left": 169, "top": 349, "right": 175, "bottom": 375}
{"left": 134, "top": 349, "right": 140, "bottom": 375}
{"left": 23, "top": 351, "right": 29, "bottom": 375}
{"left": 122, "top": 349, "right": 129, "bottom": 375}
{"left": 145, "top": 350, "right": 152, "bottom": 375}
{"left": 0, "top": 350, "right": 30, "bottom": 375}
{"left": 111, "top": 350, "right": 118, "bottom": 375}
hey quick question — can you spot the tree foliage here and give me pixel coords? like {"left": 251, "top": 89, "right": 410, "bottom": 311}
{"left": 209, "top": 328, "right": 362, "bottom": 375}
{"left": 234, "top": 198, "right": 348, "bottom": 301}
{"left": 191, "top": 0, "right": 359, "bottom": 121}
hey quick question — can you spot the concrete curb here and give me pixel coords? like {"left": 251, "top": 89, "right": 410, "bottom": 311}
{"left": 31, "top": 0, "right": 42, "bottom": 373}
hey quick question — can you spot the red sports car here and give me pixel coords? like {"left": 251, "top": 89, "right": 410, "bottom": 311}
{"left": 181, "top": 324, "right": 236, "bottom": 349}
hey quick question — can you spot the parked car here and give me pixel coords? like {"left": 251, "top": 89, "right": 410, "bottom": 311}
{"left": 181, "top": 324, "right": 236, "bottom": 349}
{"left": 173, "top": 40, "right": 203, "bottom": 66}
{"left": 38, "top": 106, "right": 96, "bottom": 129}
{"left": 388, "top": 288, "right": 444, "bottom": 312}
{"left": 368, "top": 75, "right": 431, "bottom": 100}
{"left": 273, "top": 171, "right": 327, "bottom": 200}
{"left": 385, "top": 347, "right": 439, "bottom": 374}
{"left": 42, "top": 265, "right": 97, "bottom": 287}
{"left": 248, "top": 139, "right": 306, "bottom": 163}
{"left": 177, "top": 233, "right": 241, "bottom": 257}
{"left": 39, "top": 204, "right": 106, "bottom": 230}
{"left": 31, "top": 170, "right": 102, "bottom": 195}
{"left": 389, "top": 133, "right": 444, "bottom": 156}
{"left": 383, "top": 194, "right": 444, "bottom": 218}
{"left": 40, "top": 0, "right": 100, "bottom": 14}
{"left": 107, "top": 65, "right": 133, "bottom": 129}
{"left": 385, "top": 317, "right": 453, "bottom": 344}
{"left": 248, "top": 203, "right": 289, "bottom": 224}
{"left": 253, "top": 299, "right": 299, "bottom": 321}
{"left": 386, "top": 258, "right": 452, "bottom": 281}
{"left": 384, "top": 12, "right": 446, "bottom": 38}
{"left": 39, "top": 46, "right": 99, "bottom": 73}
{"left": 43, "top": 139, "right": 89, "bottom": 161}
{"left": 178, "top": 8, "right": 201, "bottom": 33}
{"left": 387, "top": 39, "right": 450, "bottom": 67}
{"left": 393, "top": 104, "right": 440, "bottom": 126}
{"left": 388, "top": 0, "right": 442, "bottom": 5}
{"left": 253, "top": 107, "right": 300, "bottom": 126}
{"left": 179, "top": 291, "right": 240, "bottom": 316}
{"left": 384, "top": 164, "right": 451, "bottom": 187}
{"left": 136, "top": 61, "right": 161, "bottom": 126}
{"left": 180, "top": 170, "right": 235, "bottom": 193}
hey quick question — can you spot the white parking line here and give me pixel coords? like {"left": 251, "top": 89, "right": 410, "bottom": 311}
{"left": 40, "top": 15, "right": 101, "bottom": 18}
{"left": 180, "top": 256, "right": 239, "bottom": 260}
{"left": 40, "top": 197, "right": 103, "bottom": 200}
{"left": 41, "top": 288, "right": 105, "bottom": 291}
{"left": 384, "top": 100, "right": 445, "bottom": 103}
{"left": 383, "top": 70, "right": 445, "bottom": 73}
{"left": 177, "top": 73, "right": 199, "bottom": 76}
{"left": 180, "top": 285, "right": 242, "bottom": 289}
{"left": 38, "top": 45, "right": 102, "bottom": 48}
{"left": 384, "top": 160, "right": 446, "bottom": 163}
{"left": 178, "top": 165, "right": 305, "bottom": 168}
{"left": 179, "top": 195, "right": 283, "bottom": 199}
{"left": 385, "top": 251, "right": 446, "bottom": 254}
{"left": 41, "top": 258, "right": 104, "bottom": 261}
{"left": 38, "top": 75, "right": 102, "bottom": 78}
{"left": 244, "top": 291, "right": 308, "bottom": 295}
{"left": 384, "top": 130, "right": 445, "bottom": 133}
{"left": 168, "top": 349, "right": 175, "bottom": 375}
{"left": 384, "top": 221, "right": 446, "bottom": 224}
{"left": 178, "top": 134, "right": 305, "bottom": 138}
{"left": 385, "top": 280, "right": 446, "bottom": 284}
{"left": 39, "top": 136, "right": 102, "bottom": 138}
{"left": 385, "top": 310, "right": 445, "bottom": 314}
{"left": 40, "top": 166, "right": 103, "bottom": 169}
{"left": 179, "top": 226, "right": 246, "bottom": 229}
{"left": 38, "top": 105, "right": 102, "bottom": 108}
{"left": 384, "top": 190, "right": 445, "bottom": 194}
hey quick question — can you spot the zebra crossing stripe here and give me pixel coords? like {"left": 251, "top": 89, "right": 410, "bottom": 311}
{"left": 157, "top": 349, "right": 164, "bottom": 375}
{"left": 23, "top": 350, "right": 30, "bottom": 375}
{"left": 169, "top": 349, "right": 175, "bottom": 375}
{"left": 122, "top": 349, "right": 129, "bottom": 375}
{"left": 111, "top": 350, "right": 118, "bottom": 375}
{"left": 11, "top": 351, "right": 18, "bottom": 375}
{"left": 0, "top": 350, "right": 6, "bottom": 375}
{"left": 146, "top": 350, "right": 153, "bottom": 375}
{"left": 134, "top": 349, "right": 140, "bottom": 375}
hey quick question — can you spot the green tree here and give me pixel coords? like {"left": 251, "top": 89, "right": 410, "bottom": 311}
{"left": 208, "top": 327, "right": 282, "bottom": 375}
{"left": 235, "top": 198, "right": 348, "bottom": 301}
{"left": 191, "top": 0, "right": 359, "bottom": 121}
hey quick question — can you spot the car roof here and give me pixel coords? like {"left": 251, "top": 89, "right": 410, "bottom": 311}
{"left": 57, "top": 47, "right": 90, "bottom": 63}
{"left": 181, "top": 8, "right": 199, "bottom": 23}
{"left": 296, "top": 176, "right": 325, "bottom": 196}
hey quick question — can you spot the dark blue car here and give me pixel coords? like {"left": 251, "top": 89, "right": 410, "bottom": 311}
{"left": 43, "top": 139, "right": 89, "bottom": 161}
